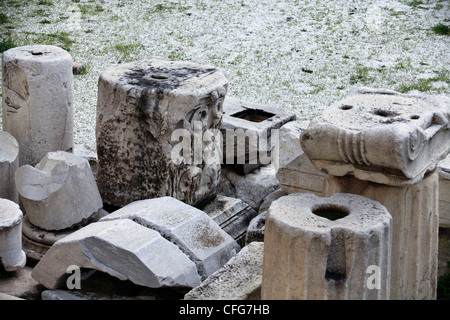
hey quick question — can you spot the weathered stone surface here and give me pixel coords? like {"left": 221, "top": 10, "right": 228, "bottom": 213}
{"left": 324, "top": 170, "right": 439, "bottom": 300}
{"left": 438, "top": 154, "right": 450, "bottom": 228}
{"left": 0, "top": 131, "right": 19, "bottom": 203}
{"left": 15, "top": 151, "right": 103, "bottom": 231}
{"left": 218, "top": 164, "right": 279, "bottom": 212}
{"left": 245, "top": 211, "right": 266, "bottom": 244}
{"left": 257, "top": 188, "right": 288, "bottom": 214}
{"left": 301, "top": 88, "right": 450, "bottom": 186}
{"left": 2, "top": 45, "right": 74, "bottom": 166}
{"left": 277, "top": 152, "right": 326, "bottom": 195}
{"left": 100, "top": 197, "right": 238, "bottom": 279}
{"left": 0, "top": 199, "right": 26, "bottom": 271}
{"left": 202, "top": 194, "right": 258, "bottom": 247}
{"left": 221, "top": 96, "right": 296, "bottom": 174}
{"left": 73, "top": 139, "right": 98, "bottom": 180}
{"left": 277, "top": 120, "right": 309, "bottom": 170}
{"left": 262, "top": 193, "right": 392, "bottom": 300}
{"left": 184, "top": 242, "right": 264, "bottom": 300}
{"left": 96, "top": 59, "right": 227, "bottom": 207}
{"left": 21, "top": 209, "right": 109, "bottom": 261}
{"left": 31, "top": 219, "right": 201, "bottom": 289}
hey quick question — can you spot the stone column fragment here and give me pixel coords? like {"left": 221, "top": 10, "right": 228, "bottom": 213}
{"left": 0, "top": 131, "right": 19, "bottom": 203}
{"left": 31, "top": 219, "right": 201, "bottom": 289}
{"left": 261, "top": 193, "right": 392, "bottom": 300}
{"left": 100, "top": 197, "right": 238, "bottom": 279}
{"left": 15, "top": 151, "right": 103, "bottom": 231}
{"left": 2, "top": 45, "right": 74, "bottom": 166}
{"left": 300, "top": 88, "right": 450, "bottom": 299}
{"left": 96, "top": 59, "right": 227, "bottom": 207}
{"left": 0, "top": 199, "right": 26, "bottom": 271}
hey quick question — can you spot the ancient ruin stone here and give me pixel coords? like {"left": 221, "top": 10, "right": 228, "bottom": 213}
{"left": 185, "top": 242, "right": 264, "bottom": 300}
{"left": 301, "top": 87, "right": 450, "bottom": 185}
{"left": 324, "top": 170, "right": 440, "bottom": 300}
{"left": 0, "top": 199, "right": 26, "bottom": 271}
{"left": 96, "top": 59, "right": 227, "bottom": 207}
{"left": 262, "top": 193, "right": 392, "bottom": 300}
{"left": 201, "top": 194, "right": 258, "bottom": 247}
{"left": 218, "top": 164, "right": 279, "bottom": 212}
{"left": 0, "top": 131, "right": 19, "bottom": 203}
{"left": 15, "top": 151, "right": 103, "bottom": 231}
{"left": 2, "top": 45, "right": 74, "bottom": 166}
{"left": 100, "top": 197, "right": 238, "bottom": 279}
{"left": 221, "top": 96, "right": 296, "bottom": 174}
{"left": 31, "top": 219, "right": 201, "bottom": 289}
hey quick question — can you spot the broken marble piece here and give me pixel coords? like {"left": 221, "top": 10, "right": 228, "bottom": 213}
{"left": 221, "top": 96, "right": 296, "bottom": 174}
{"left": 0, "top": 199, "right": 26, "bottom": 271}
{"left": 21, "top": 209, "right": 109, "bottom": 261}
{"left": 245, "top": 211, "right": 266, "bottom": 244}
{"left": 218, "top": 164, "right": 279, "bottom": 212}
{"left": 184, "top": 242, "right": 264, "bottom": 300}
{"left": 96, "top": 59, "right": 227, "bottom": 207}
{"left": 15, "top": 151, "right": 103, "bottom": 231}
{"left": 31, "top": 219, "right": 201, "bottom": 289}
{"left": 300, "top": 87, "right": 450, "bottom": 186}
{"left": 0, "top": 131, "right": 19, "bottom": 203}
{"left": 438, "top": 154, "right": 450, "bottom": 228}
{"left": 100, "top": 197, "right": 238, "bottom": 279}
{"left": 277, "top": 120, "right": 310, "bottom": 170}
{"left": 262, "top": 193, "right": 392, "bottom": 300}
{"left": 2, "top": 45, "right": 74, "bottom": 166}
{"left": 201, "top": 194, "right": 258, "bottom": 247}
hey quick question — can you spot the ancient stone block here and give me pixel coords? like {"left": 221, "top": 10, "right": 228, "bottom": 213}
{"left": 15, "top": 151, "right": 103, "bottom": 231}
{"left": 31, "top": 219, "right": 201, "bottom": 289}
{"left": 201, "top": 194, "right": 257, "bottom": 247}
{"left": 96, "top": 59, "right": 227, "bottom": 207}
{"left": 100, "top": 197, "right": 238, "bottom": 279}
{"left": 245, "top": 211, "right": 266, "bottom": 244}
{"left": 262, "top": 193, "right": 392, "bottom": 300}
{"left": 185, "top": 242, "right": 264, "bottom": 300}
{"left": 218, "top": 164, "right": 279, "bottom": 212}
{"left": 0, "top": 199, "right": 26, "bottom": 271}
{"left": 0, "top": 131, "right": 19, "bottom": 203}
{"left": 221, "top": 96, "right": 296, "bottom": 174}
{"left": 301, "top": 88, "right": 450, "bottom": 186}
{"left": 2, "top": 45, "right": 74, "bottom": 166}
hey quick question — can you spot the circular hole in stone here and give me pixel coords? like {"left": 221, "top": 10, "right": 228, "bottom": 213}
{"left": 340, "top": 105, "right": 353, "bottom": 110}
{"left": 410, "top": 115, "right": 420, "bottom": 120}
{"left": 150, "top": 74, "right": 169, "bottom": 80}
{"left": 31, "top": 51, "right": 43, "bottom": 56}
{"left": 373, "top": 109, "right": 399, "bottom": 117}
{"left": 312, "top": 205, "right": 349, "bottom": 221}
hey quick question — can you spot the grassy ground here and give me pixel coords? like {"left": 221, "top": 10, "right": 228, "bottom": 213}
{"left": 0, "top": 0, "right": 449, "bottom": 145}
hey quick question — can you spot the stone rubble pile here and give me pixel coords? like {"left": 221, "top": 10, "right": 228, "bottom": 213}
{"left": 0, "top": 45, "right": 449, "bottom": 300}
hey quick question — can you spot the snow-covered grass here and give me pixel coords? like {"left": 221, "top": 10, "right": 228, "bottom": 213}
{"left": 1, "top": 0, "right": 449, "bottom": 146}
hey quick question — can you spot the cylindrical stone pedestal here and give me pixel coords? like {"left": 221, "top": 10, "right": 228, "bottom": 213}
{"left": 0, "top": 199, "right": 26, "bottom": 271}
{"left": 324, "top": 170, "right": 439, "bottom": 300}
{"left": 0, "top": 131, "right": 19, "bottom": 203}
{"left": 2, "top": 45, "right": 74, "bottom": 166}
{"left": 261, "top": 193, "right": 392, "bottom": 300}
{"left": 96, "top": 59, "right": 227, "bottom": 207}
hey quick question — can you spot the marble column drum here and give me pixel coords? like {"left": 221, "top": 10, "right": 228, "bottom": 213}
{"left": 2, "top": 45, "right": 74, "bottom": 166}
{"left": 261, "top": 193, "right": 392, "bottom": 300}
{"left": 301, "top": 87, "right": 450, "bottom": 299}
